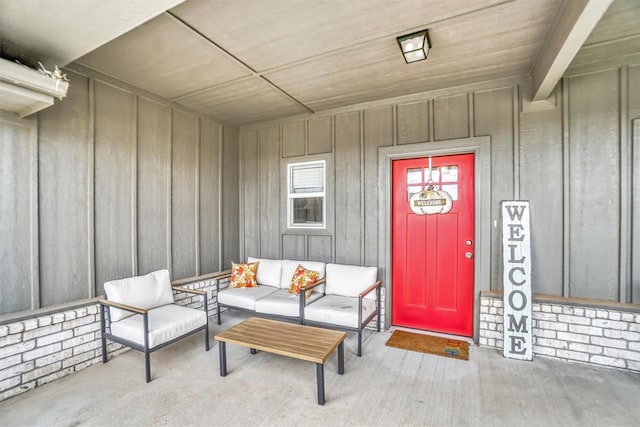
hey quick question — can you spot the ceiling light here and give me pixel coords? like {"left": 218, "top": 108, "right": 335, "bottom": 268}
{"left": 397, "top": 30, "right": 430, "bottom": 64}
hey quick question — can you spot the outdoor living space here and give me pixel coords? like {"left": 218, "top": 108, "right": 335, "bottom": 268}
{"left": 2, "top": 1, "right": 640, "bottom": 426}
{"left": 1, "top": 311, "right": 639, "bottom": 426}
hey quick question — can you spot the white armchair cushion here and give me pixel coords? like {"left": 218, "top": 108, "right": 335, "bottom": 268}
{"left": 104, "top": 269, "right": 175, "bottom": 322}
{"left": 217, "top": 286, "right": 279, "bottom": 311}
{"left": 280, "top": 260, "right": 326, "bottom": 292}
{"left": 254, "top": 289, "right": 324, "bottom": 317}
{"left": 151, "top": 269, "right": 172, "bottom": 293}
{"left": 304, "top": 295, "right": 376, "bottom": 328}
{"left": 247, "top": 257, "right": 282, "bottom": 288}
{"left": 110, "top": 304, "right": 206, "bottom": 349}
{"left": 325, "top": 264, "right": 378, "bottom": 298}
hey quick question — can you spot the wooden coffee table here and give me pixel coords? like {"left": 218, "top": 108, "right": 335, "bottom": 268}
{"left": 215, "top": 317, "right": 347, "bottom": 405}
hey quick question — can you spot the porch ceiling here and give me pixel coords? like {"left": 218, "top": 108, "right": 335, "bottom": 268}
{"left": 2, "top": 0, "right": 639, "bottom": 126}
{"left": 0, "top": 0, "right": 186, "bottom": 69}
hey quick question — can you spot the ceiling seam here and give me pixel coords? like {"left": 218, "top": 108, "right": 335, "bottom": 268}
{"left": 223, "top": 0, "right": 517, "bottom": 76}
{"left": 171, "top": 75, "right": 256, "bottom": 102}
{"left": 165, "top": 11, "right": 314, "bottom": 114}
{"left": 581, "top": 32, "right": 640, "bottom": 49}
{"left": 165, "top": 0, "right": 515, "bottom": 105}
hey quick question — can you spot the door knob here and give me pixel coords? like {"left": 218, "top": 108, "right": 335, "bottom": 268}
{"left": 465, "top": 252, "right": 473, "bottom": 259}
{"left": 465, "top": 240, "right": 473, "bottom": 246}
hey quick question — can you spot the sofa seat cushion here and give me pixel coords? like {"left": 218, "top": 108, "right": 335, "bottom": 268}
{"left": 254, "top": 289, "right": 324, "bottom": 318}
{"left": 110, "top": 304, "right": 206, "bottom": 349}
{"left": 325, "top": 264, "right": 378, "bottom": 299}
{"left": 247, "top": 257, "right": 283, "bottom": 287}
{"left": 104, "top": 269, "right": 174, "bottom": 322}
{"left": 280, "top": 260, "right": 326, "bottom": 292}
{"left": 218, "top": 286, "right": 279, "bottom": 311}
{"left": 304, "top": 295, "right": 376, "bottom": 328}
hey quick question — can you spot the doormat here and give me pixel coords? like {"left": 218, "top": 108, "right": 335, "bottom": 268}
{"left": 385, "top": 330, "right": 469, "bottom": 361}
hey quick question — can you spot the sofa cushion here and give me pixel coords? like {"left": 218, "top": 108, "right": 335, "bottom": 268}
{"left": 104, "top": 269, "right": 175, "bottom": 322}
{"left": 218, "top": 286, "right": 279, "bottom": 311}
{"left": 254, "top": 289, "right": 324, "bottom": 318}
{"left": 110, "top": 304, "right": 206, "bottom": 349}
{"left": 280, "top": 259, "right": 326, "bottom": 292}
{"left": 325, "top": 264, "right": 378, "bottom": 298}
{"left": 288, "top": 265, "right": 319, "bottom": 298}
{"left": 247, "top": 257, "right": 282, "bottom": 288}
{"left": 304, "top": 295, "right": 376, "bottom": 328}
{"left": 229, "top": 262, "right": 258, "bottom": 288}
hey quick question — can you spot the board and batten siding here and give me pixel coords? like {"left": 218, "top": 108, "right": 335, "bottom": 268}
{"left": 38, "top": 73, "right": 91, "bottom": 307}
{"left": 239, "top": 64, "right": 640, "bottom": 304}
{"left": 0, "top": 69, "right": 239, "bottom": 316}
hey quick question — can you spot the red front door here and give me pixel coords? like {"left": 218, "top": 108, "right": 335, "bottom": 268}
{"left": 391, "top": 154, "right": 474, "bottom": 336}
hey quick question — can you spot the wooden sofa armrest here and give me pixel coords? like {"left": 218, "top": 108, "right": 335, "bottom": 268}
{"left": 358, "top": 280, "right": 382, "bottom": 298}
{"left": 298, "top": 278, "right": 327, "bottom": 324}
{"left": 98, "top": 298, "right": 148, "bottom": 315}
{"left": 172, "top": 285, "right": 209, "bottom": 315}
{"left": 300, "top": 277, "right": 326, "bottom": 291}
{"left": 172, "top": 285, "right": 206, "bottom": 296}
{"left": 215, "top": 271, "right": 233, "bottom": 293}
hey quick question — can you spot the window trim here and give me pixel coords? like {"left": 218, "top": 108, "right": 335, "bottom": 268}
{"left": 287, "top": 160, "right": 326, "bottom": 229}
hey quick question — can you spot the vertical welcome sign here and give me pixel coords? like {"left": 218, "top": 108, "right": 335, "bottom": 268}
{"left": 501, "top": 201, "right": 532, "bottom": 361}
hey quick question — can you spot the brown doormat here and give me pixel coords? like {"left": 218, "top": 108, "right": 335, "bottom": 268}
{"left": 385, "top": 330, "right": 469, "bottom": 361}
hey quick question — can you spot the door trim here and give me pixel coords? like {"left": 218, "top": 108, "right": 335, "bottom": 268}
{"left": 378, "top": 136, "right": 491, "bottom": 342}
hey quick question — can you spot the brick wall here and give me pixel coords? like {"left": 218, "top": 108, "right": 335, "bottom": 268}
{"left": 479, "top": 291, "right": 640, "bottom": 372}
{"left": 0, "top": 277, "right": 227, "bottom": 402}
{"left": 378, "top": 286, "right": 386, "bottom": 330}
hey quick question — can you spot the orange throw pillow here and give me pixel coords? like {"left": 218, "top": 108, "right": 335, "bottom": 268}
{"left": 288, "top": 264, "right": 319, "bottom": 298}
{"left": 229, "top": 262, "right": 258, "bottom": 288}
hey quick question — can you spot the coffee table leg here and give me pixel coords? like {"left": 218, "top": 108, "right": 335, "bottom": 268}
{"left": 218, "top": 341, "right": 227, "bottom": 377}
{"left": 316, "top": 363, "right": 325, "bottom": 405}
{"left": 338, "top": 341, "right": 344, "bottom": 375}
{"left": 250, "top": 348, "right": 257, "bottom": 355}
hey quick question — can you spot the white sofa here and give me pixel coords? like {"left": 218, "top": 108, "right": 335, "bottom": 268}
{"left": 217, "top": 257, "right": 326, "bottom": 324}
{"left": 216, "top": 258, "right": 381, "bottom": 356}
{"left": 99, "top": 269, "right": 209, "bottom": 383}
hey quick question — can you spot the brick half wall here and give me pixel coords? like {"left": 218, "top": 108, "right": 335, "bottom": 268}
{"left": 0, "top": 276, "right": 229, "bottom": 402}
{"left": 479, "top": 291, "right": 640, "bottom": 372}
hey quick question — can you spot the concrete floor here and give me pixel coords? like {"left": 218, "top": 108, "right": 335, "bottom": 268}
{"left": 1, "top": 313, "right": 639, "bottom": 427}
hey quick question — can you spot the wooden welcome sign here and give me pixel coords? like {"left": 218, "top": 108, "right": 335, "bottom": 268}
{"left": 501, "top": 201, "right": 532, "bottom": 361}
{"left": 409, "top": 187, "right": 452, "bottom": 215}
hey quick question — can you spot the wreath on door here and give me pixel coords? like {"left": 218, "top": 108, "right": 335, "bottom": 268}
{"left": 410, "top": 186, "right": 452, "bottom": 215}
{"left": 409, "top": 157, "right": 453, "bottom": 215}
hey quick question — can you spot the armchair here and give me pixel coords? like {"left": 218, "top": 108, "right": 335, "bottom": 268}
{"left": 99, "top": 269, "right": 209, "bottom": 383}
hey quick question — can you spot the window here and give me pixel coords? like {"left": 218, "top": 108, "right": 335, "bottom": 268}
{"left": 288, "top": 160, "right": 325, "bottom": 228}
{"left": 406, "top": 165, "right": 459, "bottom": 201}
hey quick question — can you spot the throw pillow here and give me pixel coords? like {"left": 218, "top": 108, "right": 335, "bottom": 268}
{"left": 288, "top": 264, "right": 319, "bottom": 298}
{"left": 229, "top": 262, "right": 259, "bottom": 288}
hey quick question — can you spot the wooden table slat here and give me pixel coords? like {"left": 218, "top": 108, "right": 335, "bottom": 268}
{"left": 219, "top": 330, "right": 337, "bottom": 355}
{"left": 222, "top": 325, "right": 343, "bottom": 349}
{"left": 215, "top": 318, "right": 347, "bottom": 364}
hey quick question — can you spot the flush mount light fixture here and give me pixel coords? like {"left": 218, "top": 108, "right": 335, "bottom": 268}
{"left": 397, "top": 29, "right": 430, "bottom": 63}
